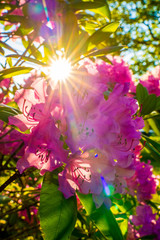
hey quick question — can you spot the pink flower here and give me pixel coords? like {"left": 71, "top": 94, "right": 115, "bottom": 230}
{"left": 58, "top": 148, "right": 134, "bottom": 207}
{"left": 17, "top": 116, "right": 68, "bottom": 175}
{"left": 0, "top": 78, "right": 10, "bottom": 88}
{"left": 127, "top": 160, "right": 157, "bottom": 201}
{"left": 18, "top": 207, "right": 38, "bottom": 224}
{"left": 0, "top": 120, "right": 24, "bottom": 155}
{"left": 96, "top": 56, "right": 133, "bottom": 86}
{"left": 131, "top": 205, "right": 157, "bottom": 238}
{"left": 58, "top": 150, "right": 104, "bottom": 198}
{"left": 154, "top": 218, "right": 160, "bottom": 239}
{"left": 9, "top": 79, "right": 66, "bottom": 132}
{"left": 140, "top": 65, "right": 160, "bottom": 96}
{"left": 9, "top": 79, "right": 47, "bottom": 131}
{"left": 65, "top": 83, "right": 143, "bottom": 169}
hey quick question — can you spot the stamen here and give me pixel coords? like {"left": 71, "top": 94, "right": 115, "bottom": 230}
{"left": 35, "top": 146, "right": 51, "bottom": 164}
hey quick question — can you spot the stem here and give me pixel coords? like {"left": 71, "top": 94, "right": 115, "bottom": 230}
{"left": 13, "top": 36, "right": 36, "bottom": 67}
{"left": 0, "top": 170, "right": 22, "bottom": 192}
{"left": 5, "top": 224, "right": 40, "bottom": 240}
{"left": 3, "top": 141, "right": 24, "bottom": 168}
{"left": 0, "top": 128, "right": 14, "bottom": 139}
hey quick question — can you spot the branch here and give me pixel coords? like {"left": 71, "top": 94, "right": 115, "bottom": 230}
{"left": 2, "top": 141, "right": 24, "bottom": 168}
{"left": 0, "top": 170, "right": 22, "bottom": 192}
{"left": 144, "top": 22, "right": 159, "bottom": 41}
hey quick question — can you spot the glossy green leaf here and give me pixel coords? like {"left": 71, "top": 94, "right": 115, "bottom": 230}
{"left": 0, "top": 67, "right": 33, "bottom": 80}
{"left": 142, "top": 134, "right": 160, "bottom": 153}
{"left": 77, "top": 193, "right": 123, "bottom": 240}
{"left": 119, "top": 219, "right": 128, "bottom": 236}
{"left": 91, "top": 3, "right": 111, "bottom": 20}
{"left": 0, "top": 104, "right": 20, "bottom": 123}
{"left": 136, "top": 83, "right": 148, "bottom": 105}
{"left": 141, "top": 94, "right": 157, "bottom": 116}
{"left": 140, "top": 138, "right": 160, "bottom": 160}
{"left": 86, "top": 22, "right": 119, "bottom": 51}
{"left": 40, "top": 172, "right": 77, "bottom": 240}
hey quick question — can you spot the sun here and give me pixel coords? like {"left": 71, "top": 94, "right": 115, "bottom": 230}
{"left": 49, "top": 57, "right": 72, "bottom": 84}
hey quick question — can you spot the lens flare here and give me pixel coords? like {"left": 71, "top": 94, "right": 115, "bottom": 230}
{"left": 101, "top": 176, "right": 114, "bottom": 196}
{"left": 49, "top": 57, "right": 72, "bottom": 84}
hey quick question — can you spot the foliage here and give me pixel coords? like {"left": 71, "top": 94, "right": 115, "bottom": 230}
{"left": 108, "top": 0, "right": 160, "bottom": 75}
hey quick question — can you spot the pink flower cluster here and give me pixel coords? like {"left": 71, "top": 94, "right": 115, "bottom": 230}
{"left": 127, "top": 160, "right": 157, "bottom": 201}
{"left": 79, "top": 56, "right": 133, "bottom": 91}
{"left": 129, "top": 205, "right": 160, "bottom": 239}
{"left": 140, "top": 66, "right": 160, "bottom": 96}
{"left": 7, "top": 58, "right": 144, "bottom": 207}
{"left": 9, "top": 79, "right": 67, "bottom": 175}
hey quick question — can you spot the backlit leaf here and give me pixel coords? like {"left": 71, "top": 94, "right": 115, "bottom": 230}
{"left": 86, "top": 22, "right": 119, "bottom": 51}
{"left": 0, "top": 104, "right": 20, "bottom": 123}
{"left": 141, "top": 94, "right": 157, "bottom": 116}
{"left": 0, "top": 67, "right": 33, "bottom": 80}
{"left": 78, "top": 193, "right": 123, "bottom": 240}
{"left": 136, "top": 83, "right": 148, "bottom": 105}
{"left": 40, "top": 172, "right": 77, "bottom": 240}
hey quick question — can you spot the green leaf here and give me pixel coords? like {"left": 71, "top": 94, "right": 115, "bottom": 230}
{"left": 140, "top": 138, "right": 160, "bottom": 160}
{"left": 0, "top": 46, "right": 4, "bottom": 55}
{"left": 142, "top": 134, "right": 160, "bottom": 153}
{"left": 136, "top": 83, "right": 148, "bottom": 105}
{"left": 15, "top": 25, "right": 33, "bottom": 36}
{"left": 61, "top": 8, "right": 79, "bottom": 58}
{"left": 77, "top": 193, "right": 123, "bottom": 240}
{"left": 43, "top": 43, "right": 53, "bottom": 62}
{"left": 148, "top": 119, "right": 160, "bottom": 136}
{"left": 84, "top": 45, "right": 125, "bottom": 58}
{"left": 86, "top": 22, "right": 119, "bottom": 51}
{"left": 91, "top": 1, "right": 111, "bottom": 20}
{"left": 0, "top": 195, "right": 11, "bottom": 204}
{"left": 0, "top": 104, "right": 20, "bottom": 123}
{"left": 0, "top": 67, "right": 33, "bottom": 80}
{"left": 6, "top": 54, "right": 47, "bottom": 66}
{"left": 0, "top": 41, "right": 18, "bottom": 54}
{"left": 155, "top": 96, "right": 160, "bottom": 110}
{"left": 0, "top": 15, "right": 27, "bottom": 23}
{"left": 40, "top": 172, "right": 77, "bottom": 240}
{"left": 141, "top": 94, "right": 157, "bottom": 115}
{"left": 70, "top": 0, "right": 107, "bottom": 10}
{"left": 0, "top": 3, "right": 16, "bottom": 10}
{"left": 6, "top": 57, "right": 13, "bottom": 67}
{"left": 119, "top": 219, "right": 128, "bottom": 236}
